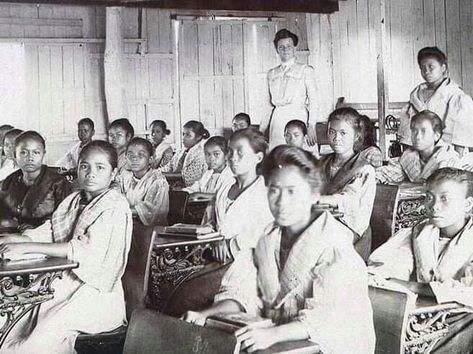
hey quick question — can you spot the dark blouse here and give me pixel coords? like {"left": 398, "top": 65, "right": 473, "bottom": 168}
{"left": 0, "top": 165, "right": 72, "bottom": 230}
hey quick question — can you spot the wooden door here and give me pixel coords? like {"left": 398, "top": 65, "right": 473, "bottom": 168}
{"left": 177, "top": 18, "right": 285, "bottom": 138}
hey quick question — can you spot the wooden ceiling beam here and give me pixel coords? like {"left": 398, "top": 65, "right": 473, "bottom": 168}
{"left": 0, "top": 0, "right": 339, "bottom": 13}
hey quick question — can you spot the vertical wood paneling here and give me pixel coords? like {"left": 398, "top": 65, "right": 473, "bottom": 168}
{"left": 445, "top": 0, "right": 462, "bottom": 85}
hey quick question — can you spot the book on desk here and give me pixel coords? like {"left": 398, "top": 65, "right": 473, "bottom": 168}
{"left": 163, "top": 223, "right": 220, "bottom": 240}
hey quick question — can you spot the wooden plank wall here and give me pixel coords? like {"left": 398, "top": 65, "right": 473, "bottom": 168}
{"left": 307, "top": 0, "right": 473, "bottom": 121}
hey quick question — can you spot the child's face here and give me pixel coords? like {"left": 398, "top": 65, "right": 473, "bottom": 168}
{"left": 267, "top": 165, "right": 316, "bottom": 228}
{"left": 108, "top": 126, "right": 131, "bottom": 153}
{"left": 228, "top": 137, "right": 262, "bottom": 177}
{"left": 411, "top": 119, "right": 440, "bottom": 152}
{"left": 425, "top": 180, "right": 471, "bottom": 229}
{"left": 284, "top": 126, "right": 305, "bottom": 148}
{"left": 15, "top": 139, "right": 45, "bottom": 174}
{"left": 232, "top": 119, "right": 249, "bottom": 132}
{"left": 151, "top": 124, "right": 165, "bottom": 145}
{"left": 78, "top": 123, "right": 94, "bottom": 143}
{"left": 78, "top": 151, "right": 116, "bottom": 199}
{"left": 205, "top": 144, "right": 226, "bottom": 171}
{"left": 276, "top": 37, "right": 296, "bottom": 63}
{"left": 328, "top": 119, "right": 357, "bottom": 156}
{"left": 419, "top": 57, "right": 446, "bottom": 84}
{"left": 3, "top": 136, "right": 15, "bottom": 159}
{"left": 127, "top": 143, "right": 151, "bottom": 175}
{"left": 182, "top": 128, "right": 199, "bottom": 149}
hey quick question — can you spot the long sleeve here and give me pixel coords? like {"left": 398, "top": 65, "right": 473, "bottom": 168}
{"left": 214, "top": 249, "right": 263, "bottom": 315}
{"left": 329, "top": 165, "right": 376, "bottom": 235}
{"left": 304, "top": 65, "right": 319, "bottom": 126}
{"left": 367, "top": 227, "right": 415, "bottom": 280}
{"left": 430, "top": 275, "right": 473, "bottom": 307}
{"left": 376, "top": 157, "right": 406, "bottom": 184}
{"left": 450, "top": 92, "right": 473, "bottom": 148}
{"left": 134, "top": 177, "right": 169, "bottom": 226}
{"left": 67, "top": 207, "right": 132, "bottom": 292}
{"left": 297, "top": 246, "right": 375, "bottom": 354}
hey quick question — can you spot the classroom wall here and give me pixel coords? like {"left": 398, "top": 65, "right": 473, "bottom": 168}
{"left": 307, "top": 0, "right": 473, "bottom": 119}
{"left": 0, "top": 1, "right": 472, "bottom": 163}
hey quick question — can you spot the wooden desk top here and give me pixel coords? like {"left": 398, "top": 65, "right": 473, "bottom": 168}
{"left": 411, "top": 295, "right": 463, "bottom": 315}
{"left": 152, "top": 227, "right": 224, "bottom": 248}
{"left": 0, "top": 257, "right": 78, "bottom": 277}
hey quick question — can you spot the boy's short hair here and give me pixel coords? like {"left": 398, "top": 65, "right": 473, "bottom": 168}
{"left": 410, "top": 110, "right": 444, "bottom": 136}
{"left": 417, "top": 46, "right": 447, "bottom": 66}
{"left": 232, "top": 113, "right": 251, "bottom": 127}
{"left": 109, "top": 118, "right": 134, "bottom": 138}
{"left": 127, "top": 137, "right": 154, "bottom": 156}
{"left": 204, "top": 136, "right": 228, "bottom": 155}
{"left": 78, "top": 118, "right": 94, "bottom": 130}
{"left": 426, "top": 167, "right": 473, "bottom": 198}
{"left": 14, "top": 130, "right": 44, "bottom": 150}
{"left": 285, "top": 119, "right": 308, "bottom": 135}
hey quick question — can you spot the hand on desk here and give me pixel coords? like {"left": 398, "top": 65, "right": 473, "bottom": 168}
{"left": 182, "top": 310, "right": 207, "bottom": 326}
{"left": 236, "top": 326, "right": 277, "bottom": 353}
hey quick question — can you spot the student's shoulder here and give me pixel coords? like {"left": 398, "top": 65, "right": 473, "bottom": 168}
{"left": 104, "top": 189, "right": 132, "bottom": 210}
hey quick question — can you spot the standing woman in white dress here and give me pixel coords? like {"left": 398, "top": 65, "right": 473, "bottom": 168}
{"left": 262, "top": 29, "right": 319, "bottom": 150}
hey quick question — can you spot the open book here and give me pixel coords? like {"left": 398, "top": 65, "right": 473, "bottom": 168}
{"left": 205, "top": 312, "right": 273, "bottom": 333}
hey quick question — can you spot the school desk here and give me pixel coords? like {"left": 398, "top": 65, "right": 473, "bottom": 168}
{"left": 0, "top": 256, "right": 78, "bottom": 347}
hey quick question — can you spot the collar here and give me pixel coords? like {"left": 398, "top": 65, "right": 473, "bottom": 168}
{"left": 281, "top": 58, "right": 296, "bottom": 69}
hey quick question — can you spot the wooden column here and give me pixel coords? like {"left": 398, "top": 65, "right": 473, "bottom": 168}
{"left": 104, "top": 7, "right": 128, "bottom": 122}
{"left": 375, "top": 0, "right": 389, "bottom": 161}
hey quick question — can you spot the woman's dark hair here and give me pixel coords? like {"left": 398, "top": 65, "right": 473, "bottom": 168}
{"left": 13, "top": 130, "right": 40, "bottom": 149}
{"left": 184, "top": 120, "right": 210, "bottom": 139}
{"left": 204, "top": 136, "right": 228, "bottom": 155}
{"left": 0, "top": 124, "right": 14, "bottom": 134}
{"left": 262, "top": 145, "right": 324, "bottom": 193}
{"left": 410, "top": 110, "right": 444, "bottom": 140}
{"left": 427, "top": 167, "right": 473, "bottom": 198}
{"left": 417, "top": 46, "right": 447, "bottom": 66}
{"left": 78, "top": 118, "right": 94, "bottom": 130}
{"left": 273, "top": 29, "right": 299, "bottom": 48}
{"left": 327, "top": 107, "right": 362, "bottom": 147}
{"left": 127, "top": 137, "right": 154, "bottom": 157}
{"left": 232, "top": 113, "right": 251, "bottom": 127}
{"left": 285, "top": 119, "right": 308, "bottom": 135}
{"left": 109, "top": 118, "right": 134, "bottom": 138}
{"left": 358, "top": 115, "right": 377, "bottom": 150}
{"left": 79, "top": 140, "right": 118, "bottom": 169}
{"left": 150, "top": 120, "right": 171, "bottom": 135}
{"left": 230, "top": 128, "right": 268, "bottom": 174}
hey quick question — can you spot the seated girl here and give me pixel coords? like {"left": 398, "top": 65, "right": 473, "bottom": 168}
{"left": 184, "top": 145, "right": 375, "bottom": 354}
{"left": 164, "top": 129, "right": 273, "bottom": 316}
{"left": 0, "top": 124, "right": 14, "bottom": 164}
{"left": 377, "top": 110, "right": 458, "bottom": 184}
{"left": 0, "top": 131, "right": 72, "bottom": 231}
{"left": 149, "top": 119, "right": 174, "bottom": 168}
{"left": 369, "top": 167, "right": 473, "bottom": 353}
{"left": 398, "top": 47, "right": 473, "bottom": 155}
{"left": 232, "top": 112, "right": 251, "bottom": 132}
{"left": 358, "top": 115, "right": 383, "bottom": 168}
{"left": 0, "top": 128, "right": 23, "bottom": 181}
{"left": 183, "top": 136, "right": 234, "bottom": 198}
{"left": 0, "top": 140, "right": 132, "bottom": 354}
{"left": 318, "top": 108, "right": 376, "bottom": 260}
{"left": 284, "top": 119, "right": 319, "bottom": 157}
{"left": 159, "top": 120, "right": 209, "bottom": 187}
{"left": 108, "top": 118, "right": 134, "bottom": 174}
{"left": 117, "top": 137, "right": 169, "bottom": 226}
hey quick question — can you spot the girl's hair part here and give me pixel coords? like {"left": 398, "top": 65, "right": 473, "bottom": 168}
{"left": 410, "top": 110, "right": 444, "bottom": 139}
{"left": 262, "top": 145, "right": 324, "bottom": 193}
{"left": 327, "top": 107, "right": 362, "bottom": 146}
{"left": 427, "top": 167, "right": 473, "bottom": 198}
{"left": 230, "top": 128, "right": 268, "bottom": 174}
{"left": 204, "top": 136, "right": 228, "bottom": 155}
{"left": 273, "top": 29, "right": 299, "bottom": 48}
{"left": 184, "top": 120, "right": 210, "bottom": 139}
{"left": 285, "top": 119, "right": 308, "bottom": 136}
{"left": 127, "top": 137, "right": 154, "bottom": 157}
{"left": 150, "top": 120, "right": 171, "bottom": 135}
{"left": 79, "top": 140, "right": 118, "bottom": 169}
{"left": 109, "top": 118, "right": 135, "bottom": 138}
